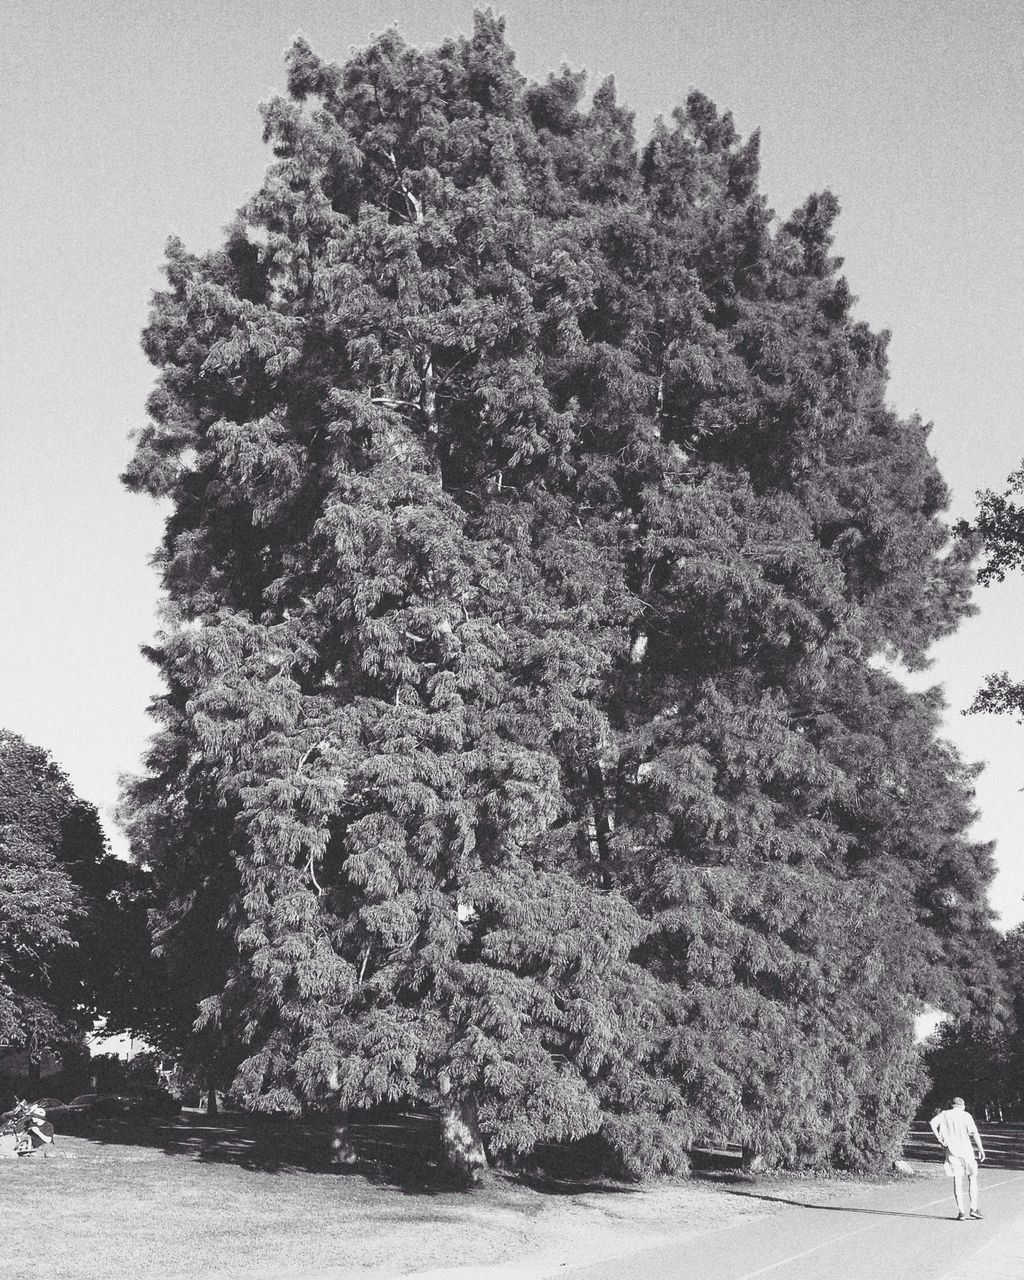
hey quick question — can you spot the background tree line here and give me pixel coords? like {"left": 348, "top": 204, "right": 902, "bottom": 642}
{"left": 0, "top": 730, "right": 153, "bottom": 1083}
{"left": 921, "top": 925, "right": 1024, "bottom": 1121}
{"left": 922, "top": 455, "right": 1024, "bottom": 1122}
{"left": 0, "top": 730, "right": 224, "bottom": 1106}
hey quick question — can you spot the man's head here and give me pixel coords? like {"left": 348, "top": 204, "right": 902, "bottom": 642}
{"left": 952, "top": 1097, "right": 965, "bottom": 1109}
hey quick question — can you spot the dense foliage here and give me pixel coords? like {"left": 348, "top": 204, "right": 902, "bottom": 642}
{"left": 122, "top": 13, "right": 999, "bottom": 1175}
{"left": 0, "top": 730, "right": 156, "bottom": 1058}
{"left": 0, "top": 732, "right": 82, "bottom": 1050}
{"left": 922, "top": 924, "right": 1024, "bottom": 1120}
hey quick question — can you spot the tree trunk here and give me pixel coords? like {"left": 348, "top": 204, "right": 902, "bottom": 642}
{"left": 587, "top": 760, "right": 614, "bottom": 889}
{"left": 330, "top": 1108, "right": 358, "bottom": 1166}
{"left": 27, "top": 1024, "right": 41, "bottom": 1089}
{"left": 740, "top": 1144, "right": 764, "bottom": 1175}
{"left": 206, "top": 1086, "right": 218, "bottom": 1116}
{"left": 440, "top": 1096, "right": 487, "bottom": 1184}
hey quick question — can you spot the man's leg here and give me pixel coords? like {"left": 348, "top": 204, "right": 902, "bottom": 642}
{"left": 966, "top": 1164, "right": 980, "bottom": 1216}
{"left": 951, "top": 1162, "right": 967, "bottom": 1217}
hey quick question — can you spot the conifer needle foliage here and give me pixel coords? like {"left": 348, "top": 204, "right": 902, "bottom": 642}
{"left": 123, "top": 12, "right": 999, "bottom": 1174}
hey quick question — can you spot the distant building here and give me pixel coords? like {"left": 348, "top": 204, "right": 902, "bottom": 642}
{"left": 0, "top": 1047, "right": 62, "bottom": 1081}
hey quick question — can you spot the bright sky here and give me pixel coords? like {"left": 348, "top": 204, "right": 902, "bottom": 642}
{"left": 2, "top": 0, "right": 1022, "bottom": 927}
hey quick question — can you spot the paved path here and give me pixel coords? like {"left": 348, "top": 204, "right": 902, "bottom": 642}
{"left": 549, "top": 1171, "right": 1024, "bottom": 1280}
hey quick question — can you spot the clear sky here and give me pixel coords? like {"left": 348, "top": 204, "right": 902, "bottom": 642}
{"left": 2, "top": 0, "right": 1022, "bottom": 926}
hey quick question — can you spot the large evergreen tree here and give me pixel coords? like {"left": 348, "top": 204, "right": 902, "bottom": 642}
{"left": 123, "top": 12, "right": 998, "bottom": 1175}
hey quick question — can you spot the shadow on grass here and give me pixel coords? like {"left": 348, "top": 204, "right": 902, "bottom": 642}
{"left": 514, "top": 1171, "right": 638, "bottom": 1196}
{"left": 514, "top": 1136, "right": 642, "bottom": 1197}
{"left": 59, "top": 1108, "right": 454, "bottom": 1191}
{"left": 55, "top": 1109, "right": 644, "bottom": 1197}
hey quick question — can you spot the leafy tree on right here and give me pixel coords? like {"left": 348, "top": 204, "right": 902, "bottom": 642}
{"left": 930, "top": 454, "right": 1024, "bottom": 1122}
{"left": 957, "top": 465, "right": 1024, "bottom": 721}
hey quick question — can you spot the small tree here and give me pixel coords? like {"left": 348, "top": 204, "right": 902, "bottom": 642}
{"left": 0, "top": 732, "right": 100, "bottom": 1056}
{"left": 0, "top": 729, "right": 176, "bottom": 1088}
{"left": 956, "top": 466, "right": 1024, "bottom": 723}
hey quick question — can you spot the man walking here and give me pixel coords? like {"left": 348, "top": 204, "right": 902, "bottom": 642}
{"left": 929, "top": 1096, "right": 986, "bottom": 1220}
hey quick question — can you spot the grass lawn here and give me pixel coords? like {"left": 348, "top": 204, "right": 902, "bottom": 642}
{"left": 0, "top": 1114, "right": 902, "bottom": 1280}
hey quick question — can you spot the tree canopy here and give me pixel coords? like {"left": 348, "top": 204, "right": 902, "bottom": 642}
{"left": 122, "top": 12, "right": 999, "bottom": 1176}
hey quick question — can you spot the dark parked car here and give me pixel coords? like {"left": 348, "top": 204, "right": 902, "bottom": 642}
{"left": 43, "top": 1094, "right": 110, "bottom": 1129}
{"left": 45, "top": 1088, "right": 180, "bottom": 1130}
{"left": 120, "top": 1086, "right": 181, "bottom": 1118}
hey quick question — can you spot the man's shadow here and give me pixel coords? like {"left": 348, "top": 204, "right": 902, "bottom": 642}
{"left": 726, "top": 1190, "right": 950, "bottom": 1220}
